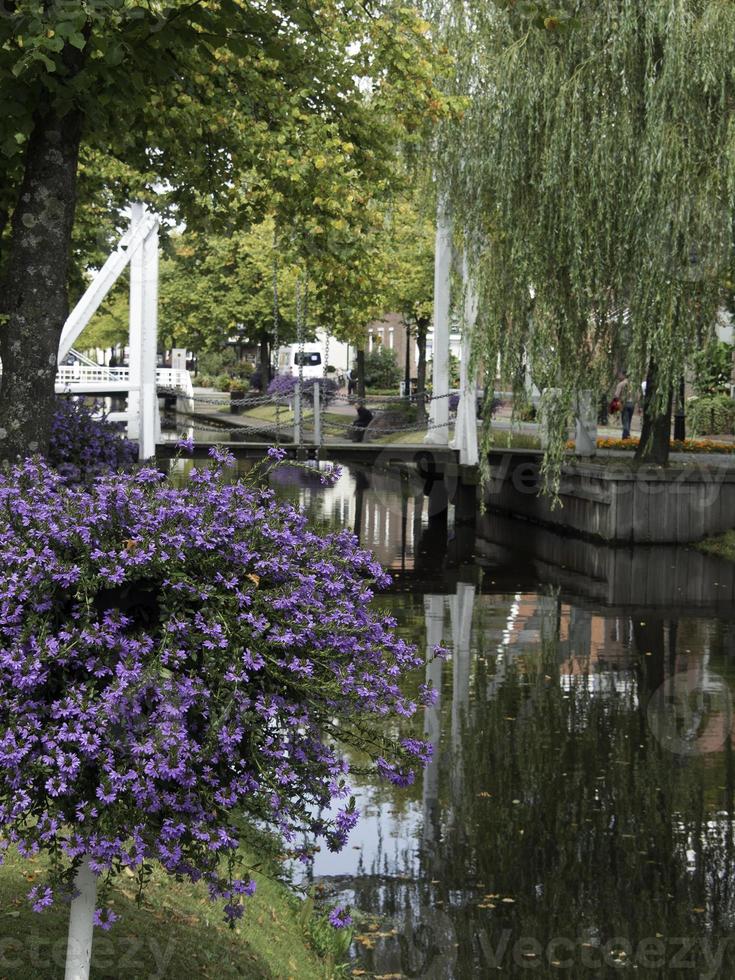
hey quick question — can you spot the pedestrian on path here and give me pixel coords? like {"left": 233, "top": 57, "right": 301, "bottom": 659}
{"left": 351, "top": 402, "right": 373, "bottom": 442}
{"left": 613, "top": 369, "right": 635, "bottom": 440}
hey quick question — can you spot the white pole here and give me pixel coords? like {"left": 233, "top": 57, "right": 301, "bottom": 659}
{"left": 425, "top": 201, "right": 452, "bottom": 445}
{"left": 450, "top": 254, "right": 479, "bottom": 466}
{"left": 127, "top": 203, "right": 145, "bottom": 441}
{"left": 64, "top": 857, "right": 97, "bottom": 980}
{"left": 313, "top": 382, "right": 321, "bottom": 446}
{"left": 139, "top": 219, "right": 159, "bottom": 459}
{"left": 294, "top": 382, "right": 302, "bottom": 445}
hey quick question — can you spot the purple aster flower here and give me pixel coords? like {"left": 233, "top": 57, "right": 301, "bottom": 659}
{"left": 28, "top": 885, "right": 53, "bottom": 912}
{"left": 93, "top": 908, "right": 119, "bottom": 931}
{"left": 328, "top": 905, "right": 352, "bottom": 929}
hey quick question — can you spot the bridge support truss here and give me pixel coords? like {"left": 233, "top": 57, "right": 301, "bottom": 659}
{"left": 58, "top": 202, "right": 161, "bottom": 459}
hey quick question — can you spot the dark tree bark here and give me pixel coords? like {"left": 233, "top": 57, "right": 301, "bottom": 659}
{"left": 635, "top": 359, "right": 673, "bottom": 465}
{"left": 356, "top": 347, "right": 366, "bottom": 400}
{"left": 0, "top": 104, "right": 83, "bottom": 460}
{"left": 416, "top": 320, "right": 428, "bottom": 425}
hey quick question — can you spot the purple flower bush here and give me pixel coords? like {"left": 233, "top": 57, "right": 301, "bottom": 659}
{"left": 267, "top": 374, "right": 298, "bottom": 399}
{"left": 267, "top": 375, "right": 338, "bottom": 406}
{"left": 49, "top": 399, "right": 137, "bottom": 482}
{"left": 0, "top": 450, "right": 433, "bottom": 925}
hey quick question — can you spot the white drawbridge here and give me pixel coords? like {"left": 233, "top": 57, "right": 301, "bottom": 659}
{"left": 56, "top": 202, "right": 192, "bottom": 459}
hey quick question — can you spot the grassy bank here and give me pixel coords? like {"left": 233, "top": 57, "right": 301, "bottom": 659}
{"left": 696, "top": 529, "right": 735, "bottom": 563}
{"left": 0, "top": 844, "right": 343, "bottom": 979}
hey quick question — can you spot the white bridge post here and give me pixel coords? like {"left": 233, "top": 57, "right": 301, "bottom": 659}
{"left": 425, "top": 202, "right": 451, "bottom": 446}
{"left": 140, "top": 214, "right": 159, "bottom": 459}
{"left": 127, "top": 202, "right": 159, "bottom": 458}
{"left": 126, "top": 203, "right": 144, "bottom": 442}
{"left": 450, "top": 254, "right": 479, "bottom": 466}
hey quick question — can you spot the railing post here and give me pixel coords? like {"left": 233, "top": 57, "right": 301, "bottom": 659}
{"left": 313, "top": 382, "right": 321, "bottom": 446}
{"left": 294, "top": 380, "right": 302, "bottom": 445}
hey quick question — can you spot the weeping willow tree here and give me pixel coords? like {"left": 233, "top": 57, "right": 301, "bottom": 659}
{"left": 438, "top": 0, "right": 735, "bottom": 474}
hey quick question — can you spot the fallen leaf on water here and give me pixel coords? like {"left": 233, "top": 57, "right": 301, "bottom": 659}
{"left": 692, "top": 907, "right": 705, "bottom": 913}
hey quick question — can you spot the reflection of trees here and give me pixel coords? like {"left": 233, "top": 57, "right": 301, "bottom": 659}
{"left": 432, "top": 634, "right": 735, "bottom": 976}
{"left": 347, "top": 597, "right": 735, "bottom": 978}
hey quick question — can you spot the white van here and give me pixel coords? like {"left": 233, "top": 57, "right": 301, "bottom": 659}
{"left": 276, "top": 344, "right": 324, "bottom": 380}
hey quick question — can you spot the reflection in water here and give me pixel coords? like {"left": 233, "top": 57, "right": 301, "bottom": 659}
{"left": 175, "top": 456, "right": 735, "bottom": 976}
{"left": 264, "top": 462, "right": 735, "bottom": 978}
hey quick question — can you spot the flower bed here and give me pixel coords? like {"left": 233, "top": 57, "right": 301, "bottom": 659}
{"left": 566, "top": 437, "right": 735, "bottom": 454}
{"left": 0, "top": 449, "right": 434, "bottom": 928}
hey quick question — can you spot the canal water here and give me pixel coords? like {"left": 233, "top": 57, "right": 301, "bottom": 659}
{"left": 259, "top": 459, "right": 735, "bottom": 979}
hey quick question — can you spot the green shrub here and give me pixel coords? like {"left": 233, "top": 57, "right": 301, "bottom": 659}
{"left": 687, "top": 394, "right": 735, "bottom": 435}
{"left": 691, "top": 340, "right": 733, "bottom": 395}
{"left": 364, "top": 347, "right": 401, "bottom": 390}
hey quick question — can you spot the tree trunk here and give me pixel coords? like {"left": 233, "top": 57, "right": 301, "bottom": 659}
{"left": 416, "top": 322, "right": 428, "bottom": 424}
{"left": 356, "top": 348, "right": 366, "bottom": 400}
{"left": 0, "top": 104, "right": 83, "bottom": 460}
{"left": 258, "top": 334, "right": 270, "bottom": 386}
{"left": 635, "top": 359, "right": 673, "bottom": 465}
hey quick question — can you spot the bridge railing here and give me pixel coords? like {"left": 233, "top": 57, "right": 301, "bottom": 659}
{"left": 54, "top": 364, "right": 193, "bottom": 397}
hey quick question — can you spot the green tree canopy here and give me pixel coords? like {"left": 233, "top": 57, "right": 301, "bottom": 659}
{"left": 439, "top": 0, "right": 735, "bottom": 468}
{"left": 0, "top": 0, "right": 453, "bottom": 457}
